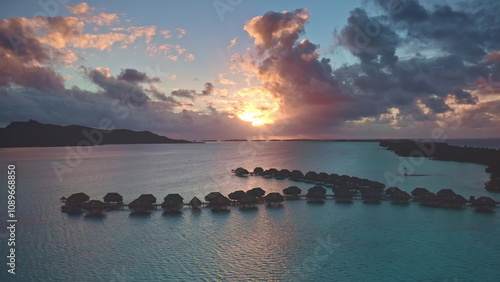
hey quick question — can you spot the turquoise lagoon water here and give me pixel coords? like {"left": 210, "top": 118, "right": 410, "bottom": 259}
{"left": 0, "top": 141, "right": 499, "bottom": 281}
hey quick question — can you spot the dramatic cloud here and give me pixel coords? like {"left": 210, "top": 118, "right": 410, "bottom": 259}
{"left": 171, "top": 82, "right": 215, "bottom": 101}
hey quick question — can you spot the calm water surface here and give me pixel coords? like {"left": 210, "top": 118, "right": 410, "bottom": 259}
{"left": 0, "top": 142, "right": 499, "bottom": 281}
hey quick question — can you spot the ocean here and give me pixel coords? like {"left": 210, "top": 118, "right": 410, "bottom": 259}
{"left": 0, "top": 141, "right": 499, "bottom": 281}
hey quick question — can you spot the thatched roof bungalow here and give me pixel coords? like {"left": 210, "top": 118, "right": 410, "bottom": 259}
{"left": 103, "top": 192, "right": 123, "bottom": 204}
{"left": 247, "top": 187, "right": 266, "bottom": 199}
{"left": 472, "top": 196, "right": 496, "bottom": 213}
{"left": 361, "top": 187, "right": 382, "bottom": 203}
{"left": 290, "top": 170, "right": 304, "bottom": 180}
{"left": 333, "top": 187, "right": 353, "bottom": 203}
{"left": 138, "top": 194, "right": 157, "bottom": 204}
{"left": 419, "top": 192, "right": 440, "bottom": 207}
{"left": 239, "top": 193, "right": 259, "bottom": 210}
{"left": 440, "top": 193, "right": 467, "bottom": 209}
{"left": 210, "top": 194, "right": 231, "bottom": 211}
{"left": 385, "top": 187, "right": 402, "bottom": 196}
{"left": 189, "top": 196, "right": 202, "bottom": 210}
{"left": 436, "top": 189, "right": 456, "bottom": 201}
{"left": 162, "top": 194, "right": 184, "bottom": 213}
{"left": 129, "top": 198, "right": 154, "bottom": 214}
{"left": 82, "top": 200, "right": 106, "bottom": 216}
{"left": 205, "top": 192, "right": 223, "bottom": 202}
{"left": 411, "top": 188, "right": 431, "bottom": 202}
{"left": 283, "top": 186, "right": 302, "bottom": 199}
{"left": 307, "top": 186, "right": 327, "bottom": 203}
{"left": 275, "top": 169, "right": 291, "bottom": 179}
{"left": 234, "top": 167, "right": 250, "bottom": 177}
{"left": 390, "top": 190, "right": 411, "bottom": 204}
{"left": 304, "top": 171, "right": 318, "bottom": 183}
{"left": 62, "top": 192, "right": 90, "bottom": 213}
{"left": 253, "top": 167, "right": 264, "bottom": 175}
{"left": 265, "top": 192, "right": 284, "bottom": 207}
{"left": 228, "top": 190, "right": 247, "bottom": 202}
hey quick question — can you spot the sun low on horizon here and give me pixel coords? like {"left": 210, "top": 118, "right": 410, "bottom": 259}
{"left": 1, "top": 0, "right": 500, "bottom": 140}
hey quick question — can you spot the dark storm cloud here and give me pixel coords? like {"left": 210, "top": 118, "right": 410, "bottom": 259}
{"left": 333, "top": 0, "right": 500, "bottom": 122}
{"left": 0, "top": 17, "right": 66, "bottom": 93}
{"left": 117, "top": 68, "right": 160, "bottom": 83}
{"left": 171, "top": 82, "right": 215, "bottom": 101}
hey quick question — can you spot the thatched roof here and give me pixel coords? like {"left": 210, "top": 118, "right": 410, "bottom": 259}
{"left": 308, "top": 186, "right": 326, "bottom": 195}
{"left": 304, "top": 171, "right": 318, "bottom": 180}
{"left": 421, "top": 193, "right": 439, "bottom": 202}
{"left": 472, "top": 196, "right": 496, "bottom": 207}
{"left": 205, "top": 192, "right": 223, "bottom": 202}
{"left": 210, "top": 194, "right": 231, "bottom": 206}
{"left": 67, "top": 192, "right": 90, "bottom": 203}
{"left": 83, "top": 200, "right": 105, "bottom": 209}
{"left": 247, "top": 187, "right": 266, "bottom": 198}
{"left": 268, "top": 168, "right": 279, "bottom": 174}
{"left": 437, "top": 189, "right": 456, "bottom": 199}
{"left": 391, "top": 190, "right": 411, "bottom": 201}
{"left": 411, "top": 188, "right": 430, "bottom": 197}
{"left": 163, "top": 194, "right": 184, "bottom": 203}
{"left": 234, "top": 167, "right": 249, "bottom": 176}
{"left": 317, "top": 172, "right": 329, "bottom": 181}
{"left": 239, "top": 193, "right": 258, "bottom": 204}
{"left": 442, "top": 194, "right": 467, "bottom": 204}
{"left": 189, "top": 196, "right": 202, "bottom": 207}
{"left": 385, "top": 187, "right": 402, "bottom": 196}
{"left": 283, "top": 186, "right": 302, "bottom": 195}
{"left": 103, "top": 192, "right": 123, "bottom": 203}
{"left": 129, "top": 198, "right": 152, "bottom": 208}
{"left": 253, "top": 167, "right": 264, "bottom": 174}
{"left": 138, "top": 194, "right": 157, "bottom": 203}
{"left": 265, "top": 192, "right": 284, "bottom": 203}
{"left": 228, "top": 190, "right": 247, "bottom": 200}
{"left": 290, "top": 170, "right": 304, "bottom": 178}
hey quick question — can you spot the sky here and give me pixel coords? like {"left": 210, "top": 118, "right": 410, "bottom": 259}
{"left": 1, "top": 0, "right": 500, "bottom": 140}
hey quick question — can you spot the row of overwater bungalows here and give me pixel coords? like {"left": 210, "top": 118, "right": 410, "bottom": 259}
{"left": 61, "top": 184, "right": 498, "bottom": 216}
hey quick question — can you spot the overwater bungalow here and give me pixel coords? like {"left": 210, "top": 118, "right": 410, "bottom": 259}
{"left": 436, "top": 189, "right": 456, "bottom": 201}
{"left": 333, "top": 187, "right": 354, "bottom": 203}
{"left": 290, "top": 170, "right": 304, "bottom": 181}
{"left": 275, "top": 169, "right": 291, "bottom": 179}
{"left": 162, "top": 194, "right": 184, "bottom": 214}
{"left": 62, "top": 192, "right": 90, "bottom": 213}
{"left": 128, "top": 198, "right": 154, "bottom": 214}
{"left": 137, "top": 194, "right": 157, "bottom": 208}
{"left": 247, "top": 187, "right": 266, "bottom": 200}
{"left": 82, "top": 200, "right": 106, "bottom": 216}
{"left": 189, "top": 196, "right": 202, "bottom": 210}
{"left": 282, "top": 186, "right": 302, "bottom": 200}
{"left": 265, "top": 193, "right": 284, "bottom": 207}
{"left": 268, "top": 168, "right": 279, "bottom": 176}
{"left": 210, "top": 194, "right": 231, "bottom": 212}
{"left": 307, "top": 186, "right": 327, "bottom": 203}
{"left": 472, "top": 196, "right": 496, "bottom": 213}
{"left": 205, "top": 192, "right": 223, "bottom": 203}
{"left": 317, "top": 172, "right": 330, "bottom": 183}
{"left": 253, "top": 167, "right": 264, "bottom": 176}
{"left": 228, "top": 190, "right": 247, "bottom": 203}
{"left": 390, "top": 190, "right": 412, "bottom": 204}
{"left": 103, "top": 192, "right": 123, "bottom": 204}
{"left": 440, "top": 194, "right": 467, "bottom": 209}
{"left": 239, "top": 193, "right": 259, "bottom": 210}
{"left": 304, "top": 171, "right": 318, "bottom": 183}
{"left": 361, "top": 187, "right": 383, "bottom": 203}
{"left": 385, "top": 187, "right": 402, "bottom": 197}
{"left": 411, "top": 188, "right": 431, "bottom": 202}
{"left": 234, "top": 167, "right": 250, "bottom": 177}
{"left": 262, "top": 170, "right": 274, "bottom": 178}
{"left": 420, "top": 192, "right": 440, "bottom": 207}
